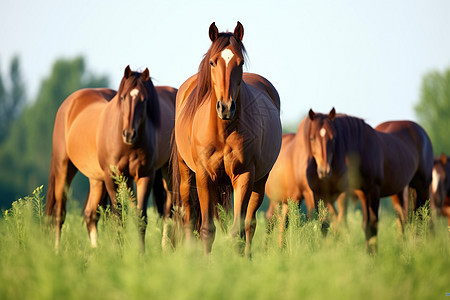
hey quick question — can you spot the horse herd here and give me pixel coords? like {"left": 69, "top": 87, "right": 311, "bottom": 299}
{"left": 44, "top": 22, "right": 450, "bottom": 256}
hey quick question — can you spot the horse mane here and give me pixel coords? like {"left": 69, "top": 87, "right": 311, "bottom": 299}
{"left": 118, "top": 71, "right": 160, "bottom": 128}
{"left": 182, "top": 32, "right": 247, "bottom": 121}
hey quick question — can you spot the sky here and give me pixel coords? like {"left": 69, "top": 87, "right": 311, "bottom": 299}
{"left": 1, "top": 0, "right": 450, "bottom": 127}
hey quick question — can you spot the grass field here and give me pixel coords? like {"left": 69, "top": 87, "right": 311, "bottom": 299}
{"left": 0, "top": 186, "right": 449, "bottom": 300}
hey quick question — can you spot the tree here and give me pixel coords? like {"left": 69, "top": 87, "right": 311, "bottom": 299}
{"left": 0, "top": 56, "right": 109, "bottom": 208}
{"left": 0, "top": 56, "right": 26, "bottom": 143}
{"left": 415, "top": 68, "right": 450, "bottom": 155}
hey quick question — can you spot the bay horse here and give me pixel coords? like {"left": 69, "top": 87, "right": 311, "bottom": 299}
{"left": 430, "top": 154, "right": 450, "bottom": 230}
{"left": 45, "top": 65, "right": 177, "bottom": 251}
{"left": 306, "top": 108, "right": 433, "bottom": 253}
{"left": 172, "top": 22, "right": 282, "bottom": 256}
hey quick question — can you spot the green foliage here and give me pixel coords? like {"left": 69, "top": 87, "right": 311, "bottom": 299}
{"left": 1, "top": 189, "right": 449, "bottom": 300}
{"left": 0, "top": 55, "right": 26, "bottom": 143}
{"left": 0, "top": 56, "right": 109, "bottom": 208}
{"left": 415, "top": 68, "right": 450, "bottom": 155}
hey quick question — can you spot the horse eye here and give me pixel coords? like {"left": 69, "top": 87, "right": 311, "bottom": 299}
{"left": 209, "top": 60, "right": 215, "bottom": 67}
{"left": 240, "top": 61, "right": 244, "bottom": 67}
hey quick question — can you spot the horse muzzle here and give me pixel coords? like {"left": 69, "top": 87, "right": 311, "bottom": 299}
{"left": 317, "top": 165, "right": 331, "bottom": 179}
{"left": 216, "top": 100, "right": 236, "bottom": 120}
{"left": 122, "top": 128, "right": 136, "bottom": 144}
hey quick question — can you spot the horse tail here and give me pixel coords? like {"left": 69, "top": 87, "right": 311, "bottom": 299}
{"left": 45, "top": 156, "right": 57, "bottom": 217}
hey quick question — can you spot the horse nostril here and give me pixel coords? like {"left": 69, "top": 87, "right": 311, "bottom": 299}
{"left": 217, "top": 101, "right": 225, "bottom": 114}
{"left": 122, "top": 129, "right": 127, "bottom": 138}
{"left": 230, "top": 101, "right": 236, "bottom": 113}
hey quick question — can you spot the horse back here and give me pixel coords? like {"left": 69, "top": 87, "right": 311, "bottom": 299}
{"left": 243, "top": 73, "right": 280, "bottom": 111}
{"left": 241, "top": 74, "right": 282, "bottom": 180}
{"left": 156, "top": 86, "right": 177, "bottom": 107}
{"left": 61, "top": 88, "right": 113, "bottom": 179}
{"left": 155, "top": 86, "right": 177, "bottom": 169}
{"left": 375, "top": 120, "right": 434, "bottom": 194}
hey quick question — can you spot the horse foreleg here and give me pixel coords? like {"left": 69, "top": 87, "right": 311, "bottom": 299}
{"left": 136, "top": 175, "right": 153, "bottom": 253}
{"left": 244, "top": 173, "right": 267, "bottom": 258}
{"left": 161, "top": 175, "right": 173, "bottom": 251}
{"left": 443, "top": 196, "right": 450, "bottom": 232}
{"left": 278, "top": 201, "right": 289, "bottom": 248}
{"left": 303, "top": 188, "right": 315, "bottom": 219}
{"left": 195, "top": 167, "right": 216, "bottom": 254}
{"left": 84, "top": 179, "right": 106, "bottom": 248}
{"left": 230, "top": 171, "right": 254, "bottom": 243}
{"left": 178, "top": 157, "right": 194, "bottom": 244}
{"left": 336, "top": 192, "right": 349, "bottom": 229}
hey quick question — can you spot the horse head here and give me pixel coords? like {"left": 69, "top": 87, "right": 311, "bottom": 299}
{"left": 207, "top": 22, "right": 245, "bottom": 120}
{"left": 308, "top": 107, "right": 337, "bottom": 179}
{"left": 431, "top": 153, "right": 450, "bottom": 207}
{"left": 117, "top": 65, "right": 159, "bottom": 145}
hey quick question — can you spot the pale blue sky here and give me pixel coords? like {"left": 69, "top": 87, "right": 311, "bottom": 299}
{"left": 1, "top": 0, "right": 450, "bottom": 127}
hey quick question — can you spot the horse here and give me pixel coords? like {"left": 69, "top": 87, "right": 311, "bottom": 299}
{"left": 172, "top": 22, "right": 282, "bottom": 256}
{"left": 430, "top": 153, "right": 450, "bottom": 230}
{"left": 305, "top": 108, "right": 434, "bottom": 253}
{"left": 45, "top": 65, "right": 177, "bottom": 251}
{"left": 265, "top": 117, "right": 357, "bottom": 246}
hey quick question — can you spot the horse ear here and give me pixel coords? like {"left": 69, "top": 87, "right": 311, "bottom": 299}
{"left": 124, "top": 65, "right": 132, "bottom": 79}
{"left": 440, "top": 153, "right": 448, "bottom": 165}
{"left": 209, "top": 22, "right": 218, "bottom": 42}
{"left": 234, "top": 21, "right": 244, "bottom": 41}
{"left": 308, "top": 109, "right": 315, "bottom": 121}
{"left": 329, "top": 107, "right": 336, "bottom": 121}
{"left": 142, "top": 68, "right": 150, "bottom": 81}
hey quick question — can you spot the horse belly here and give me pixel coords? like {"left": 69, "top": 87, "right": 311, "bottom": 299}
{"left": 254, "top": 97, "right": 282, "bottom": 180}
{"left": 155, "top": 99, "right": 175, "bottom": 169}
{"left": 66, "top": 110, "right": 104, "bottom": 180}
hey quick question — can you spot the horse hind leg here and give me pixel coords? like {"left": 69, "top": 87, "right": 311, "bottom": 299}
{"left": 355, "top": 189, "right": 380, "bottom": 255}
{"left": 46, "top": 155, "right": 77, "bottom": 249}
{"left": 84, "top": 179, "right": 106, "bottom": 248}
{"left": 391, "top": 191, "right": 406, "bottom": 234}
{"left": 243, "top": 174, "right": 268, "bottom": 258}
{"left": 410, "top": 173, "right": 432, "bottom": 218}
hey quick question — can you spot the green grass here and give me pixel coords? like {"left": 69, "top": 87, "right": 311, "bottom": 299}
{"left": 0, "top": 188, "right": 449, "bottom": 300}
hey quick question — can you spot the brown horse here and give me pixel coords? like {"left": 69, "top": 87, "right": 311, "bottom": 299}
{"left": 306, "top": 108, "right": 433, "bottom": 253}
{"left": 430, "top": 154, "right": 450, "bottom": 230}
{"left": 172, "top": 22, "right": 282, "bottom": 256}
{"left": 45, "top": 65, "right": 177, "bottom": 251}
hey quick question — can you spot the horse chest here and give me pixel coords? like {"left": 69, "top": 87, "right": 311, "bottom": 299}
{"left": 197, "top": 140, "right": 249, "bottom": 183}
{"left": 114, "top": 148, "right": 154, "bottom": 178}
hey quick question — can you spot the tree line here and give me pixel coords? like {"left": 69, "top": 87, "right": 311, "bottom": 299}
{"left": 0, "top": 56, "right": 448, "bottom": 208}
{"left": 0, "top": 56, "right": 108, "bottom": 208}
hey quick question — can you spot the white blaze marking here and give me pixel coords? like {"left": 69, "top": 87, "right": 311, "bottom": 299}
{"left": 221, "top": 48, "right": 234, "bottom": 67}
{"left": 320, "top": 128, "right": 327, "bottom": 137}
{"left": 432, "top": 168, "right": 440, "bottom": 194}
{"left": 130, "top": 88, "right": 139, "bottom": 99}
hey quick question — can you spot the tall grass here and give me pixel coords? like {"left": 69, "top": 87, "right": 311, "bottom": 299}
{"left": 0, "top": 187, "right": 449, "bottom": 300}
